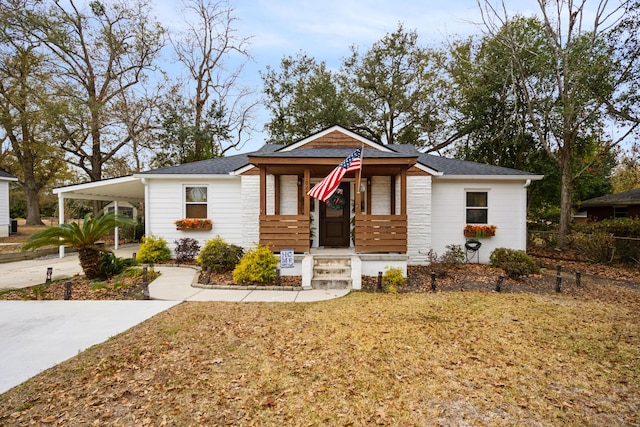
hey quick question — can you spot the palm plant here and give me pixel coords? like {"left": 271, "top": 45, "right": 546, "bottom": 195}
{"left": 23, "top": 212, "right": 136, "bottom": 279}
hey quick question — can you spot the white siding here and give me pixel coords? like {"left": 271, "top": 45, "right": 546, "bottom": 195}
{"left": 431, "top": 179, "right": 529, "bottom": 263}
{"left": 407, "top": 175, "right": 431, "bottom": 264}
{"left": 241, "top": 175, "right": 260, "bottom": 249}
{"left": 146, "top": 177, "right": 243, "bottom": 253}
{"left": 0, "top": 181, "right": 9, "bottom": 237}
{"left": 266, "top": 175, "right": 275, "bottom": 215}
{"left": 371, "top": 176, "right": 391, "bottom": 214}
{"left": 280, "top": 175, "right": 298, "bottom": 215}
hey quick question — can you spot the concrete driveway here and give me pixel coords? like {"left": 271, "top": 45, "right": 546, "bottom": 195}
{"left": 0, "top": 300, "right": 179, "bottom": 394}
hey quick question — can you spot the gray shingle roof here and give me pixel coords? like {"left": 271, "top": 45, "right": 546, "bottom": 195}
{"left": 139, "top": 142, "right": 537, "bottom": 177}
{"left": 417, "top": 153, "right": 537, "bottom": 176}
{"left": 581, "top": 188, "right": 640, "bottom": 207}
{"left": 0, "top": 169, "right": 16, "bottom": 179}
{"left": 140, "top": 144, "right": 281, "bottom": 175}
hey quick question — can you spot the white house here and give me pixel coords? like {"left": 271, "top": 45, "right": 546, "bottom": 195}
{"left": 0, "top": 169, "right": 18, "bottom": 238}
{"left": 53, "top": 126, "right": 543, "bottom": 289}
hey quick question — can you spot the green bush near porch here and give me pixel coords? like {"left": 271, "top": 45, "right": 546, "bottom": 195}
{"left": 232, "top": 244, "right": 278, "bottom": 284}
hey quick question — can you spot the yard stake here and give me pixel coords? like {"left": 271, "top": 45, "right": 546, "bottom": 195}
{"left": 377, "top": 271, "right": 382, "bottom": 291}
{"left": 46, "top": 267, "right": 53, "bottom": 283}
{"left": 205, "top": 266, "right": 211, "bottom": 285}
{"left": 496, "top": 274, "right": 504, "bottom": 292}
{"left": 64, "top": 281, "right": 72, "bottom": 300}
{"left": 576, "top": 271, "right": 582, "bottom": 287}
{"left": 431, "top": 271, "right": 436, "bottom": 292}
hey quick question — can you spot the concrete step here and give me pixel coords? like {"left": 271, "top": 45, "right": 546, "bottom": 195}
{"left": 313, "top": 266, "right": 351, "bottom": 277}
{"left": 311, "top": 277, "right": 352, "bottom": 290}
{"left": 313, "top": 257, "right": 351, "bottom": 267}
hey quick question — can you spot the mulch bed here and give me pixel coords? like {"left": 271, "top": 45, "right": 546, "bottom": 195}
{"left": 0, "top": 274, "right": 151, "bottom": 301}
{"left": 2, "top": 249, "right": 637, "bottom": 300}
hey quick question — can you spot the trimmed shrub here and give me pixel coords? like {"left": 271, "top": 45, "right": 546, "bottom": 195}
{"left": 489, "top": 248, "right": 540, "bottom": 279}
{"left": 136, "top": 235, "right": 171, "bottom": 264}
{"left": 197, "top": 236, "right": 244, "bottom": 273}
{"left": 233, "top": 244, "right": 278, "bottom": 284}
{"left": 174, "top": 237, "right": 201, "bottom": 263}
{"left": 382, "top": 267, "right": 406, "bottom": 293}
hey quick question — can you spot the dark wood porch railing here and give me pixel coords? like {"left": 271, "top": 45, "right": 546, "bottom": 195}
{"left": 259, "top": 215, "right": 310, "bottom": 253}
{"left": 354, "top": 214, "right": 407, "bottom": 253}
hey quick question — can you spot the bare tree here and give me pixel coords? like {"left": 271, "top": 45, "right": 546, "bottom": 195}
{"left": 170, "top": 0, "right": 258, "bottom": 159}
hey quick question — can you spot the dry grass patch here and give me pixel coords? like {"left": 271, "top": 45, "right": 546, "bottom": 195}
{"left": 1, "top": 290, "right": 638, "bottom": 426}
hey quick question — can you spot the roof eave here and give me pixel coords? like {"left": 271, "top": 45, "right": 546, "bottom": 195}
{"left": 434, "top": 174, "right": 544, "bottom": 181}
{"left": 133, "top": 173, "right": 238, "bottom": 179}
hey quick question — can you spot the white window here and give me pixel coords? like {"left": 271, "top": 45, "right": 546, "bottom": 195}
{"left": 466, "top": 191, "right": 488, "bottom": 224}
{"left": 185, "top": 186, "right": 208, "bottom": 218}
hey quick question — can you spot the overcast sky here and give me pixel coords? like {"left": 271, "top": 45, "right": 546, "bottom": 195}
{"left": 151, "top": 0, "right": 540, "bottom": 152}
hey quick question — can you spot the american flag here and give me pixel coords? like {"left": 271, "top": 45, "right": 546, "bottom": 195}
{"left": 307, "top": 148, "right": 362, "bottom": 202}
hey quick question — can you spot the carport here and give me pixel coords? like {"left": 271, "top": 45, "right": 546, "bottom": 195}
{"left": 52, "top": 176, "right": 145, "bottom": 257}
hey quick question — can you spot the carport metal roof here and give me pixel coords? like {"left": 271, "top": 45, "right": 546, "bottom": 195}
{"left": 52, "top": 176, "right": 144, "bottom": 203}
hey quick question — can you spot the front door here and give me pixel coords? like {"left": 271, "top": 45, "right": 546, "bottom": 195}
{"left": 319, "top": 182, "right": 350, "bottom": 247}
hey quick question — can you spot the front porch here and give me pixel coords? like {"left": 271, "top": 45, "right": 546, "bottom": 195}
{"left": 248, "top": 145, "right": 416, "bottom": 256}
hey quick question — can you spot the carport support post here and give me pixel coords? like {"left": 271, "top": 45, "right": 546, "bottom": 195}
{"left": 58, "top": 193, "right": 65, "bottom": 258}
{"left": 113, "top": 200, "right": 119, "bottom": 251}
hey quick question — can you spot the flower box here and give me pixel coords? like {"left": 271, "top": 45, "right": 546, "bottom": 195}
{"left": 463, "top": 224, "right": 496, "bottom": 238}
{"left": 175, "top": 218, "right": 212, "bottom": 231}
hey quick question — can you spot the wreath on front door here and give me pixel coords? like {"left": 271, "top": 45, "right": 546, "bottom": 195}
{"left": 328, "top": 189, "right": 346, "bottom": 210}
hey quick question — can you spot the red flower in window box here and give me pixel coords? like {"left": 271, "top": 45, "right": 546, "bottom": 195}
{"left": 464, "top": 224, "right": 496, "bottom": 238}
{"left": 175, "top": 218, "right": 212, "bottom": 231}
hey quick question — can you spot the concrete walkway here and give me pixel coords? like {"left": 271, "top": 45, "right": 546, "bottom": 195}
{"left": 150, "top": 266, "right": 350, "bottom": 302}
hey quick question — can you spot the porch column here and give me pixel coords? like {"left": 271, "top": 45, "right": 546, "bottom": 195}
{"left": 401, "top": 168, "right": 407, "bottom": 215}
{"left": 303, "top": 168, "right": 310, "bottom": 215}
{"left": 274, "top": 175, "right": 280, "bottom": 215}
{"left": 58, "top": 194, "right": 65, "bottom": 258}
{"left": 355, "top": 183, "right": 362, "bottom": 217}
{"left": 260, "top": 167, "right": 267, "bottom": 215}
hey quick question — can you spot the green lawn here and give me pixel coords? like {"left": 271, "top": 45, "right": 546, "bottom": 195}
{"left": 1, "top": 290, "right": 638, "bottom": 426}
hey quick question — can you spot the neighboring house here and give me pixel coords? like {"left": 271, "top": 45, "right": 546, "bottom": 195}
{"left": 0, "top": 169, "right": 18, "bottom": 238}
{"left": 579, "top": 188, "right": 640, "bottom": 221}
{"left": 53, "top": 126, "right": 543, "bottom": 288}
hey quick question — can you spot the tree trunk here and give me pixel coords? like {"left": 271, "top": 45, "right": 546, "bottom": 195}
{"left": 558, "top": 153, "right": 573, "bottom": 248}
{"left": 23, "top": 186, "right": 44, "bottom": 226}
{"left": 78, "top": 247, "right": 102, "bottom": 279}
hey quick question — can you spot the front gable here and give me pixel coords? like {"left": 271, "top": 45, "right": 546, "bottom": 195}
{"left": 281, "top": 126, "right": 392, "bottom": 153}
